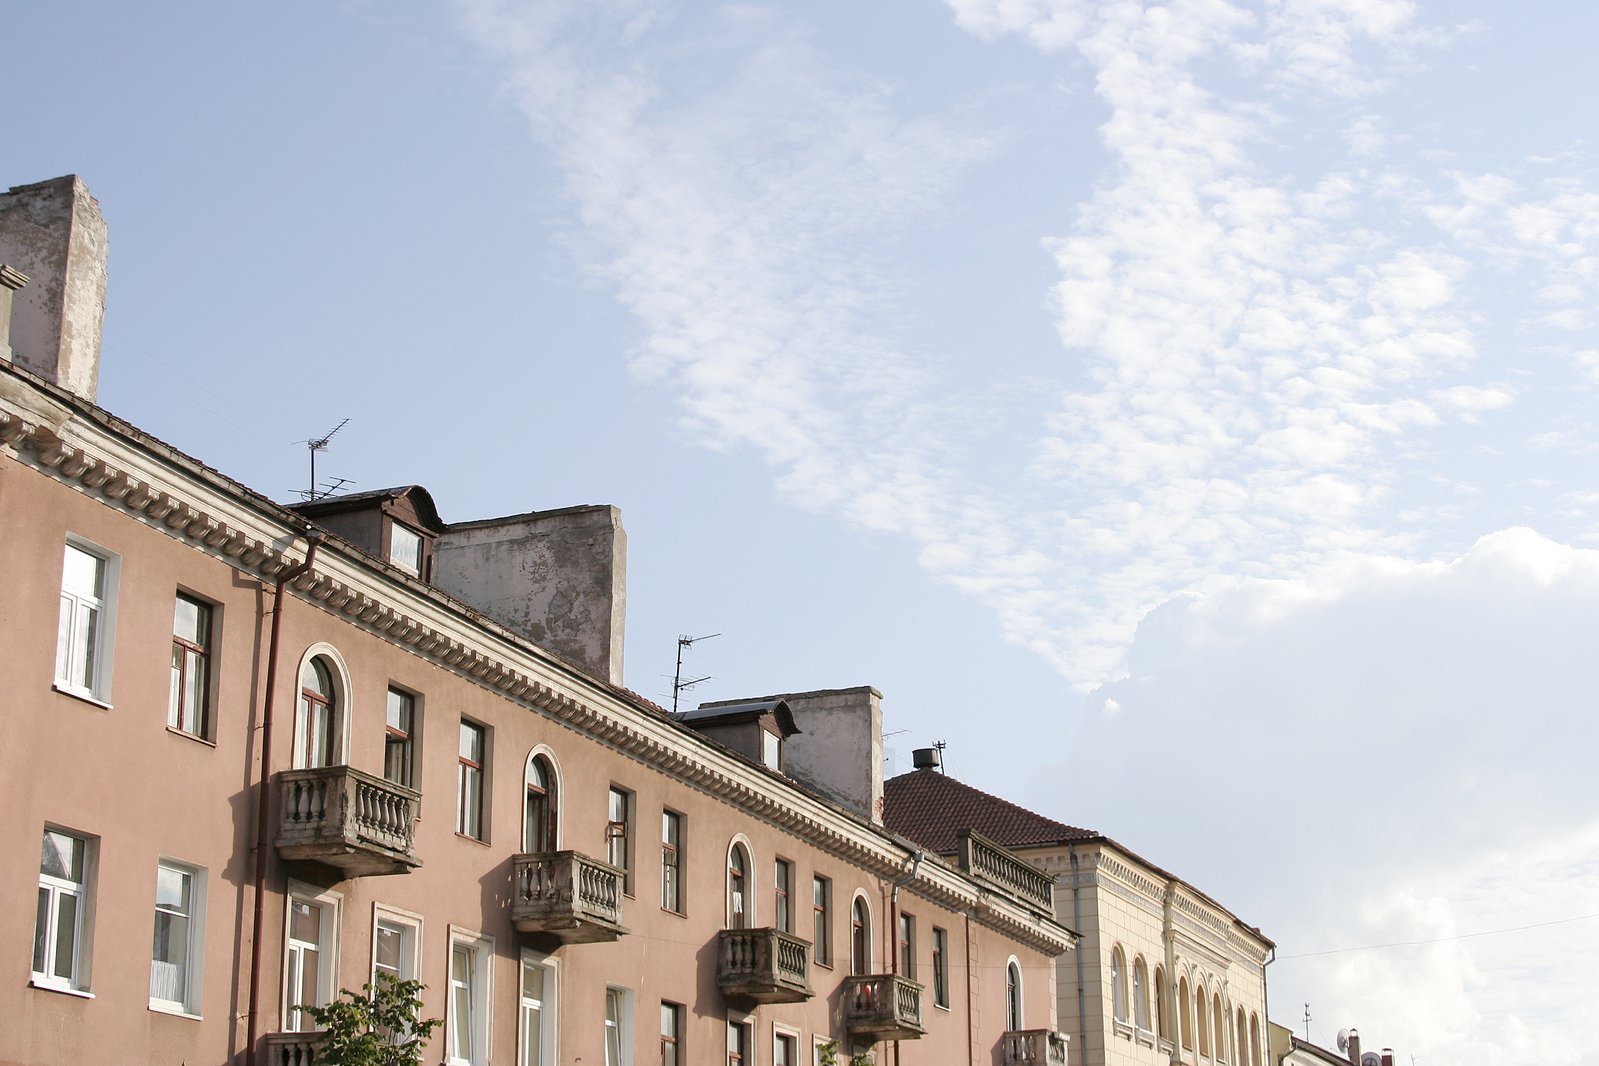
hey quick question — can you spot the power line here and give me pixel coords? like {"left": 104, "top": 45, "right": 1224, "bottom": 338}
{"left": 1278, "top": 912, "right": 1599, "bottom": 960}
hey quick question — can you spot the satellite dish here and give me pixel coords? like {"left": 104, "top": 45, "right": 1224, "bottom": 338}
{"left": 1337, "top": 1030, "right": 1349, "bottom": 1052}
{"left": 1360, "top": 1054, "right": 1381, "bottom": 1066}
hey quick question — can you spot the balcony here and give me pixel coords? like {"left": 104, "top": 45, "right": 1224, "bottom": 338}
{"left": 843, "top": 974, "right": 925, "bottom": 1042}
{"left": 960, "top": 831, "right": 1054, "bottom": 911}
{"left": 1004, "top": 1029, "right": 1069, "bottom": 1066}
{"left": 275, "top": 767, "right": 420, "bottom": 876}
{"left": 511, "top": 851, "right": 628, "bottom": 944}
{"left": 262, "top": 1031, "right": 324, "bottom": 1066}
{"left": 718, "top": 927, "right": 813, "bottom": 1004}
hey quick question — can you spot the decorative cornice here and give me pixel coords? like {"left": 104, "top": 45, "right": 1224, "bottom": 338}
{"left": 0, "top": 392, "right": 1074, "bottom": 957}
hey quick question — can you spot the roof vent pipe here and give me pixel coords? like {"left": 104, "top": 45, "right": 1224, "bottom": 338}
{"left": 912, "top": 746, "right": 941, "bottom": 771}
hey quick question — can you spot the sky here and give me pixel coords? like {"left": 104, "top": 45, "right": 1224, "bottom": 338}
{"left": 7, "top": 1, "right": 1599, "bottom": 1060}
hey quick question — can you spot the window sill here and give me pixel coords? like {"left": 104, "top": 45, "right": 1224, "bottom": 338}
{"left": 166, "top": 726, "right": 217, "bottom": 748}
{"left": 1113, "top": 1020, "right": 1135, "bottom": 1039}
{"left": 934, "top": 1001, "right": 952, "bottom": 1013}
{"left": 150, "top": 1002, "right": 202, "bottom": 1021}
{"left": 454, "top": 832, "right": 491, "bottom": 847}
{"left": 661, "top": 907, "right": 687, "bottom": 919}
{"left": 30, "top": 978, "right": 94, "bottom": 999}
{"left": 52, "top": 684, "right": 112, "bottom": 710}
{"left": 1135, "top": 1027, "right": 1157, "bottom": 1047}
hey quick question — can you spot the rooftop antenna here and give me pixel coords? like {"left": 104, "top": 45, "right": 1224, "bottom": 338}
{"left": 933, "top": 739, "right": 947, "bottom": 773}
{"left": 672, "top": 632, "right": 719, "bottom": 714}
{"left": 303, "top": 418, "right": 349, "bottom": 500}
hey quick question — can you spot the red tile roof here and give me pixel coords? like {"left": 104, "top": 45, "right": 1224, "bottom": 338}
{"left": 883, "top": 769, "right": 1098, "bottom": 855}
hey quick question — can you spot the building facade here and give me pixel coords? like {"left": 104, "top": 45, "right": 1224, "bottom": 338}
{"left": 0, "top": 176, "right": 1073, "bottom": 1066}
{"left": 885, "top": 762, "right": 1273, "bottom": 1066}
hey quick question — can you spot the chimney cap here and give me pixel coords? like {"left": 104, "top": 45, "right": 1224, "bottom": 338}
{"left": 912, "top": 747, "right": 941, "bottom": 771}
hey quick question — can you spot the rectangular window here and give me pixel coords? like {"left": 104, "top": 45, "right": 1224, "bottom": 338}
{"left": 448, "top": 930, "right": 493, "bottom": 1066}
{"left": 605, "top": 986, "right": 633, "bottom": 1066}
{"left": 168, "top": 594, "right": 212, "bottom": 738}
{"left": 932, "top": 926, "right": 949, "bottom": 1008}
{"left": 385, "top": 688, "right": 416, "bottom": 788}
{"left": 390, "top": 523, "right": 424, "bottom": 576}
{"left": 150, "top": 860, "right": 205, "bottom": 1014}
{"left": 607, "top": 787, "right": 633, "bottom": 895}
{"left": 898, "top": 912, "right": 916, "bottom": 980}
{"left": 34, "top": 827, "right": 94, "bottom": 991}
{"left": 726, "top": 1018, "right": 750, "bottom": 1066}
{"left": 661, "top": 810, "right": 682, "bottom": 913}
{"left": 372, "top": 907, "right": 421, "bottom": 986}
{"left": 762, "top": 729, "right": 781, "bottom": 770}
{"left": 56, "top": 540, "right": 117, "bottom": 701}
{"left": 520, "top": 952, "right": 557, "bottom": 1066}
{"left": 811, "top": 876, "right": 831, "bottom": 966}
{"left": 661, "top": 1001, "right": 683, "bottom": 1066}
{"left": 774, "top": 1030, "right": 798, "bottom": 1066}
{"left": 284, "top": 883, "right": 340, "bottom": 1032}
{"left": 773, "top": 859, "right": 794, "bottom": 933}
{"left": 457, "top": 720, "right": 486, "bottom": 840}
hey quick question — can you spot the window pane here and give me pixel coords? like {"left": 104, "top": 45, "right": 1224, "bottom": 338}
{"left": 33, "top": 887, "right": 49, "bottom": 974}
{"left": 173, "top": 595, "right": 208, "bottom": 644}
{"left": 290, "top": 900, "right": 321, "bottom": 944}
{"left": 460, "top": 721, "right": 482, "bottom": 761}
{"left": 52, "top": 891, "right": 77, "bottom": 980}
{"left": 41, "top": 830, "right": 83, "bottom": 880}
{"left": 374, "top": 923, "right": 403, "bottom": 977}
{"left": 387, "top": 688, "right": 413, "bottom": 733}
{"left": 63, "top": 545, "right": 103, "bottom": 596}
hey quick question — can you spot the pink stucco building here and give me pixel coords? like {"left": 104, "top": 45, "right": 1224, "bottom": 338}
{"left": 0, "top": 175, "right": 1074, "bottom": 1066}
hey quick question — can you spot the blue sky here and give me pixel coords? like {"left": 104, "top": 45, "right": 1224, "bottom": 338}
{"left": 9, "top": 2, "right": 1599, "bottom": 1060}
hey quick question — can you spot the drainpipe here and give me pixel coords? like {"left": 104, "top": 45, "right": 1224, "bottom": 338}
{"left": 1261, "top": 945, "right": 1275, "bottom": 1066}
{"left": 1163, "top": 884, "right": 1179, "bottom": 1066}
{"left": 964, "top": 912, "right": 977, "bottom": 1066}
{"left": 888, "top": 851, "right": 924, "bottom": 1066}
{"left": 244, "top": 530, "right": 322, "bottom": 1066}
{"left": 1068, "top": 845, "right": 1088, "bottom": 1066}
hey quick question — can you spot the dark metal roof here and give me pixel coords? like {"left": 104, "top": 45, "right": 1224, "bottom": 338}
{"left": 678, "top": 699, "right": 801, "bottom": 736}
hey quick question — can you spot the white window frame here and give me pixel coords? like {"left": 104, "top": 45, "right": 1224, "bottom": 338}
{"left": 446, "top": 927, "right": 494, "bottom": 1066}
{"left": 773, "top": 857, "right": 794, "bottom": 933}
{"left": 33, "top": 825, "right": 97, "bottom": 994}
{"left": 607, "top": 786, "right": 634, "bottom": 894}
{"left": 519, "top": 949, "right": 559, "bottom": 1066}
{"left": 457, "top": 719, "right": 489, "bottom": 841}
{"left": 283, "top": 881, "right": 341, "bottom": 1032}
{"left": 292, "top": 644, "right": 352, "bottom": 769}
{"left": 522, "top": 745, "right": 562, "bottom": 854}
{"left": 931, "top": 925, "right": 950, "bottom": 1009}
{"left": 660, "top": 809, "right": 684, "bottom": 914}
{"left": 1005, "top": 956, "right": 1024, "bottom": 1031}
{"left": 773, "top": 1023, "right": 802, "bottom": 1066}
{"left": 812, "top": 1035, "right": 835, "bottom": 1066}
{"left": 605, "top": 985, "right": 634, "bottom": 1066}
{"left": 726, "top": 835, "right": 756, "bottom": 930}
{"left": 150, "top": 858, "right": 206, "bottom": 1016}
{"left": 55, "top": 537, "right": 119, "bottom": 704}
{"left": 371, "top": 904, "right": 423, "bottom": 986}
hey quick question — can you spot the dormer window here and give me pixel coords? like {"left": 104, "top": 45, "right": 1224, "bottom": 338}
{"left": 761, "top": 728, "right": 782, "bottom": 771}
{"left": 389, "top": 522, "right": 423, "bottom": 576}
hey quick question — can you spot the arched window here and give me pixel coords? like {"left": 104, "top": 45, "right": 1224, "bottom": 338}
{"left": 850, "top": 896, "right": 871, "bottom": 975}
{"left": 1236, "top": 1007, "right": 1247, "bottom": 1066}
{"left": 1005, "top": 960, "right": 1023, "bottom": 1031}
{"left": 1110, "top": 946, "right": 1127, "bottom": 1023}
{"left": 728, "top": 843, "right": 751, "bottom": 929}
{"left": 1154, "top": 966, "right": 1168, "bottom": 1040}
{"left": 1178, "top": 976, "right": 1192, "bottom": 1051}
{"left": 522, "top": 753, "right": 558, "bottom": 853}
{"left": 1250, "top": 1013, "right": 1261, "bottom": 1066}
{"left": 1213, "top": 994, "right": 1226, "bottom": 1061}
{"left": 295, "top": 657, "right": 337, "bottom": 769}
{"left": 1133, "top": 957, "right": 1149, "bottom": 1030}
{"left": 1196, "top": 981, "right": 1210, "bottom": 1057}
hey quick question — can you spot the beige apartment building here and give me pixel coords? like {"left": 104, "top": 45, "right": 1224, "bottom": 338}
{"left": 885, "top": 759, "right": 1272, "bottom": 1066}
{"left": 0, "top": 175, "right": 1074, "bottom": 1066}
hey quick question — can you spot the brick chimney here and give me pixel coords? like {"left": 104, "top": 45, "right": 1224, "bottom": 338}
{"left": 0, "top": 176, "right": 109, "bottom": 401}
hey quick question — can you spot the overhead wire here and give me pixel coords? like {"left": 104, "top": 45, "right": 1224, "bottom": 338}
{"left": 1277, "top": 912, "right": 1599, "bottom": 960}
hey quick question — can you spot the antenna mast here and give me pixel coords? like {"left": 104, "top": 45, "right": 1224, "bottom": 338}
{"left": 304, "top": 418, "right": 350, "bottom": 500}
{"left": 671, "top": 632, "right": 720, "bottom": 714}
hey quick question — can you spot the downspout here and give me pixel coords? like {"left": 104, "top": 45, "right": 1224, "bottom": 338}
{"left": 888, "top": 851, "right": 925, "bottom": 1066}
{"left": 1163, "top": 883, "right": 1179, "bottom": 1066}
{"left": 1261, "top": 945, "right": 1275, "bottom": 1066}
{"left": 245, "top": 530, "right": 322, "bottom": 1066}
{"left": 1068, "top": 845, "right": 1088, "bottom": 1066}
{"left": 964, "top": 913, "right": 977, "bottom": 1066}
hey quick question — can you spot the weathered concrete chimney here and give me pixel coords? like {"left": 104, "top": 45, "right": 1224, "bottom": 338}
{"left": 432, "top": 505, "right": 627, "bottom": 683}
{"left": 0, "top": 177, "right": 108, "bottom": 401}
{"left": 772, "top": 687, "right": 885, "bottom": 824}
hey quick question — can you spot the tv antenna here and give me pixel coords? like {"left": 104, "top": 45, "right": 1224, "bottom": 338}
{"left": 303, "top": 418, "right": 350, "bottom": 500}
{"left": 671, "top": 632, "right": 719, "bottom": 714}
